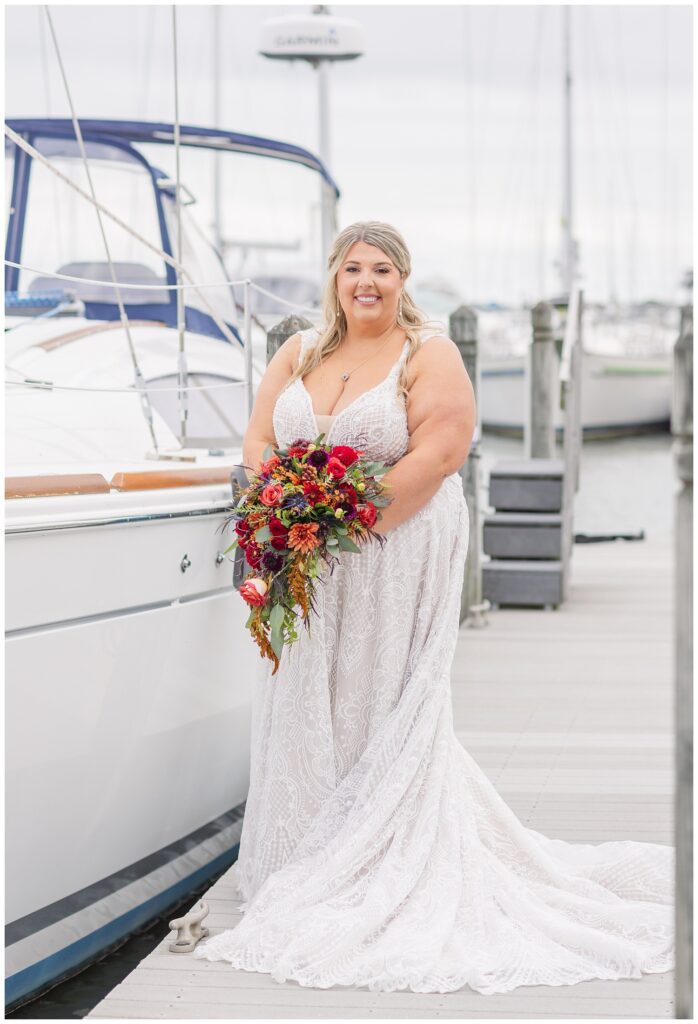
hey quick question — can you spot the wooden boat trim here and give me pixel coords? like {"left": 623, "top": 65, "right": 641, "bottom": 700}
{"left": 6, "top": 474, "right": 111, "bottom": 498}
{"left": 110, "top": 468, "right": 234, "bottom": 490}
{"left": 6, "top": 466, "right": 236, "bottom": 499}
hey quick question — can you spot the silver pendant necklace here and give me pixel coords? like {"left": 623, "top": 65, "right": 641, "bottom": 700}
{"left": 339, "top": 331, "right": 399, "bottom": 384}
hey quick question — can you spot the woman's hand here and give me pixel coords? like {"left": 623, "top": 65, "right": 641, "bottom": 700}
{"left": 373, "top": 336, "right": 476, "bottom": 535}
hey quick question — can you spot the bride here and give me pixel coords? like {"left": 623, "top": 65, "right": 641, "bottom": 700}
{"left": 194, "top": 221, "right": 674, "bottom": 994}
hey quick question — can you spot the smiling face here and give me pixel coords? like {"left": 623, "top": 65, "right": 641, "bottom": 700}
{"left": 335, "top": 241, "right": 404, "bottom": 329}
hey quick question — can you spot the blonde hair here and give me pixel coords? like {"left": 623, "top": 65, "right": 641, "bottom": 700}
{"left": 284, "top": 221, "right": 445, "bottom": 402}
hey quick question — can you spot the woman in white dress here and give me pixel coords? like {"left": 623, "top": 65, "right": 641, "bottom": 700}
{"left": 194, "top": 222, "right": 674, "bottom": 994}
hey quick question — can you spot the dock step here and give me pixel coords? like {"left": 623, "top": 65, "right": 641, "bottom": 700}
{"left": 482, "top": 558, "right": 563, "bottom": 608}
{"left": 489, "top": 458, "right": 564, "bottom": 512}
{"left": 483, "top": 511, "right": 563, "bottom": 559}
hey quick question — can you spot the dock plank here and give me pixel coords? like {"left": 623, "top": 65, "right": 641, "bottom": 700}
{"left": 89, "top": 537, "right": 675, "bottom": 1019}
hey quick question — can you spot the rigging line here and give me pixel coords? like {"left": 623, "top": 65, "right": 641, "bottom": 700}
{"left": 44, "top": 5, "right": 159, "bottom": 451}
{"left": 37, "top": 7, "right": 63, "bottom": 262}
{"left": 587, "top": 7, "right": 638, "bottom": 302}
{"left": 5, "top": 125, "right": 242, "bottom": 347}
{"left": 481, "top": 7, "right": 544, "bottom": 300}
{"left": 579, "top": 8, "right": 610, "bottom": 304}
{"left": 3, "top": 259, "right": 321, "bottom": 312}
{"left": 463, "top": 7, "right": 477, "bottom": 299}
{"left": 128, "top": 7, "right": 158, "bottom": 249}
{"left": 172, "top": 5, "right": 188, "bottom": 442}
{"left": 483, "top": 8, "right": 543, "bottom": 297}
{"left": 507, "top": 4, "right": 547, "bottom": 303}
{"left": 660, "top": 6, "right": 670, "bottom": 295}
{"left": 5, "top": 377, "right": 248, "bottom": 394}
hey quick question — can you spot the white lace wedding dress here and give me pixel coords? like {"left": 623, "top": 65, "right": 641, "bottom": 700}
{"left": 194, "top": 325, "right": 674, "bottom": 994}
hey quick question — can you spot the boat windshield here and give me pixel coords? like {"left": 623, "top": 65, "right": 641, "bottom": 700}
{"left": 6, "top": 134, "right": 237, "bottom": 335}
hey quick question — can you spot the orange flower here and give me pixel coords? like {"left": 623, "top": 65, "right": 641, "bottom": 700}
{"left": 287, "top": 522, "right": 321, "bottom": 553}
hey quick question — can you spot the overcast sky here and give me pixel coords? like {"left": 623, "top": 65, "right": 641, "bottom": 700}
{"left": 5, "top": 3, "right": 693, "bottom": 304}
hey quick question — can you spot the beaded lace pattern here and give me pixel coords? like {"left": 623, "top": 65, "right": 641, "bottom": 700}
{"left": 194, "top": 325, "right": 675, "bottom": 994}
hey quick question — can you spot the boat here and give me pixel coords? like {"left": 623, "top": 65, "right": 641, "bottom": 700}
{"left": 477, "top": 305, "right": 674, "bottom": 438}
{"left": 4, "top": 117, "right": 339, "bottom": 1010}
{"left": 471, "top": 7, "right": 677, "bottom": 440}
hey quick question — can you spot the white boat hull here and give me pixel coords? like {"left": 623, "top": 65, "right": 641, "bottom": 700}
{"left": 480, "top": 351, "right": 672, "bottom": 436}
{"left": 5, "top": 483, "right": 262, "bottom": 1007}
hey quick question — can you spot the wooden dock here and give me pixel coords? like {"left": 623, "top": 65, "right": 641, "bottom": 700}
{"left": 89, "top": 535, "right": 674, "bottom": 1019}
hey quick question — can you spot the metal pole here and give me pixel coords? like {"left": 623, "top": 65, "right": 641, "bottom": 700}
{"left": 312, "top": 5, "right": 333, "bottom": 284}
{"left": 317, "top": 58, "right": 333, "bottom": 285}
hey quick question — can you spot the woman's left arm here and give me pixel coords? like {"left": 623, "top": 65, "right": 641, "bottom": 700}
{"left": 373, "top": 336, "right": 476, "bottom": 535}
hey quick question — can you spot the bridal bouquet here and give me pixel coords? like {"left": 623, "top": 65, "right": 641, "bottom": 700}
{"left": 222, "top": 435, "right": 392, "bottom": 674}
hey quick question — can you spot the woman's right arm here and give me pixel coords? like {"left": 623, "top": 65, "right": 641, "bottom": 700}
{"left": 241, "top": 332, "right": 302, "bottom": 481}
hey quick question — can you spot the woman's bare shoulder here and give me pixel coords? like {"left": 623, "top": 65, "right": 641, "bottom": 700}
{"left": 406, "top": 331, "right": 464, "bottom": 386}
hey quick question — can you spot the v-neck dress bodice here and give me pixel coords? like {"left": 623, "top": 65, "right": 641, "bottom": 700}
{"left": 272, "top": 326, "right": 413, "bottom": 463}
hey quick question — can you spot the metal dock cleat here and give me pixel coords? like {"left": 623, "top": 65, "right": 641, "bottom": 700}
{"left": 168, "top": 900, "right": 210, "bottom": 953}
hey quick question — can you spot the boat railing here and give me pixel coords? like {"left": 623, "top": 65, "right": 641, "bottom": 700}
{"left": 4, "top": 259, "right": 321, "bottom": 417}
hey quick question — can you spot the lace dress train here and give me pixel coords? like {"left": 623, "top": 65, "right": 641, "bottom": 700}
{"left": 194, "top": 326, "right": 674, "bottom": 994}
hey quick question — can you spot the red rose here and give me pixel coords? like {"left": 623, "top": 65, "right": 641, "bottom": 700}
{"left": 269, "top": 516, "right": 289, "bottom": 550}
{"left": 331, "top": 445, "right": 360, "bottom": 467}
{"left": 245, "top": 541, "right": 263, "bottom": 568}
{"left": 287, "top": 445, "right": 309, "bottom": 457}
{"left": 357, "top": 502, "right": 377, "bottom": 528}
{"left": 260, "top": 483, "right": 284, "bottom": 506}
{"left": 326, "top": 457, "right": 347, "bottom": 480}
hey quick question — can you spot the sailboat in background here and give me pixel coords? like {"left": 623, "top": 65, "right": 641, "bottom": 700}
{"left": 477, "top": 7, "right": 675, "bottom": 438}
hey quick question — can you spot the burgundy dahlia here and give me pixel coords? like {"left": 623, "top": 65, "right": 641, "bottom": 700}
{"left": 308, "top": 448, "right": 329, "bottom": 468}
{"left": 261, "top": 549, "right": 284, "bottom": 572}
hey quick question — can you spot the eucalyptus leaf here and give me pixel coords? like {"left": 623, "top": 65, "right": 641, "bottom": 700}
{"left": 255, "top": 525, "right": 272, "bottom": 543}
{"left": 269, "top": 629, "right": 285, "bottom": 660}
{"left": 269, "top": 603, "right": 285, "bottom": 634}
{"left": 336, "top": 534, "right": 361, "bottom": 553}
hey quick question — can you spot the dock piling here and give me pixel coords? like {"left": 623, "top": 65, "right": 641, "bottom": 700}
{"left": 450, "top": 304, "right": 486, "bottom": 625}
{"left": 673, "top": 302, "right": 693, "bottom": 1020}
{"left": 529, "top": 301, "right": 557, "bottom": 459}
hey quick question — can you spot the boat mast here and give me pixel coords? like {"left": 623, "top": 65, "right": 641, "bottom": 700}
{"left": 560, "top": 5, "right": 577, "bottom": 295}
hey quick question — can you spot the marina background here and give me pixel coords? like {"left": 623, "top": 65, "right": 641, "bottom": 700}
{"left": 5, "top": 3, "right": 693, "bottom": 304}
